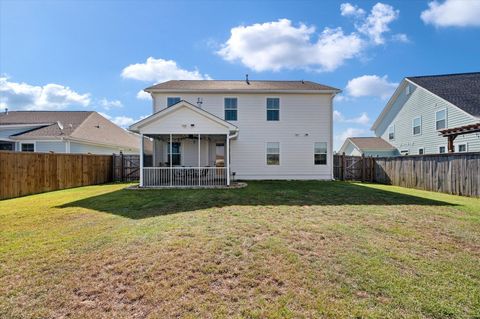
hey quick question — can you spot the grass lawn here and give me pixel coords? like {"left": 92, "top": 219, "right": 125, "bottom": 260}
{"left": 1, "top": 181, "right": 479, "bottom": 318}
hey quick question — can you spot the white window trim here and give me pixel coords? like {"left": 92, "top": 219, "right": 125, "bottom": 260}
{"left": 418, "top": 147, "right": 425, "bottom": 155}
{"left": 166, "top": 96, "right": 181, "bottom": 107}
{"left": 20, "top": 141, "right": 36, "bottom": 152}
{"left": 456, "top": 143, "right": 467, "bottom": 153}
{"left": 265, "top": 142, "right": 280, "bottom": 165}
{"left": 438, "top": 145, "right": 447, "bottom": 154}
{"left": 314, "top": 142, "right": 328, "bottom": 165}
{"left": 266, "top": 97, "right": 280, "bottom": 121}
{"left": 435, "top": 108, "right": 447, "bottom": 131}
{"left": 388, "top": 124, "right": 395, "bottom": 141}
{"left": 412, "top": 116, "right": 422, "bottom": 136}
{"left": 224, "top": 96, "right": 238, "bottom": 121}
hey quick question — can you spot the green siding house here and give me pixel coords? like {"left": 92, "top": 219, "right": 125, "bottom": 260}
{"left": 371, "top": 72, "right": 480, "bottom": 155}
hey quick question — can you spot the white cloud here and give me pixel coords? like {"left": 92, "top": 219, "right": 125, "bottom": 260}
{"left": 121, "top": 57, "right": 211, "bottom": 82}
{"left": 335, "top": 127, "right": 369, "bottom": 150}
{"left": 421, "top": 0, "right": 480, "bottom": 27}
{"left": 99, "top": 98, "right": 123, "bottom": 110}
{"left": 392, "top": 33, "right": 410, "bottom": 43}
{"left": 345, "top": 74, "right": 397, "bottom": 99}
{"left": 340, "top": 3, "right": 365, "bottom": 17}
{"left": 136, "top": 90, "right": 151, "bottom": 100}
{"left": 217, "top": 19, "right": 364, "bottom": 72}
{"left": 217, "top": 3, "right": 403, "bottom": 72}
{"left": 357, "top": 3, "right": 399, "bottom": 45}
{"left": 99, "top": 112, "right": 147, "bottom": 128}
{"left": 0, "top": 77, "right": 90, "bottom": 110}
{"left": 334, "top": 110, "right": 370, "bottom": 125}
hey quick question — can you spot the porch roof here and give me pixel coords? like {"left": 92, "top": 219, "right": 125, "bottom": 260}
{"left": 129, "top": 100, "right": 238, "bottom": 135}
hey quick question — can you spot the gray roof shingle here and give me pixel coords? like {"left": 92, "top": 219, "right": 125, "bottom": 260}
{"left": 349, "top": 137, "right": 396, "bottom": 150}
{"left": 407, "top": 72, "right": 480, "bottom": 118}
{"left": 0, "top": 111, "right": 140, "bottom": 150}
{"left": 145, "top": 80, "right": 340, "bottom": 92}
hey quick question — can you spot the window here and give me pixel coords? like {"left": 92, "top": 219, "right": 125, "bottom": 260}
{"left": 21, "top": 143, "right": 34, "bottom": 152}
{"left": 457, "top": 144, "right": 467, "bottom": 152}
{"left": 439, "top": 146, "right": 446, "bottom": 154}
{"left": 167, "top": 142, "right": 181, "bottom": 165}
{"left": 224, "top": 98, "right": 238, "bottom": 121}
{"left": 388, "top": 125, "right": 395, "bottom": 140}
{"left": 436, "top": 109, "right": 446, "bottom": 130}
{"left": 266, "top": 142, "right": 280, "bottom": 165}
{"left": 412, "top": 117, "right": 421, "bottom": 135}
{"left": 266, "top": 98, "right": 280, "bottom": 121}
{"left": 418, "top": 148, "right": 424, "bottom": 155}
{"left": 314, "top": 142, "right": 327, "bottom": 165}
{"left": 167, "top": 97, "right": 181, "bottom": 107}
{"left": 0, "top": 142, "right": 14, "bottom": 151}
{"left": 405, "top": 85, "right": 411, "bottom": 95}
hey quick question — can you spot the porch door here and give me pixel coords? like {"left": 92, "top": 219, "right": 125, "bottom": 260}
{"left": 215, "top": 143, "right": 225, "bottom": 167}
{"left": 168, "top": 142, "right": 181, "bottom": 166}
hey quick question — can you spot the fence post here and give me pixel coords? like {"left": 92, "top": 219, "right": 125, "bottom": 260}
{"left": 112, "top": 153, "right": 116, "bottom": 182}
{"left": 120, "top": 151, "right": 124, "bottom": 182}
{"left": 361, "top": 154, "right": 366, "bottom": 182}
{"left": 341, "top": 152, "right": 346, "bottom": 181}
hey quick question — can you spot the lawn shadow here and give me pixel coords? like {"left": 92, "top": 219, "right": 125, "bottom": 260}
{"left": 58, "top": 181, "right": 457, "bottom": 219}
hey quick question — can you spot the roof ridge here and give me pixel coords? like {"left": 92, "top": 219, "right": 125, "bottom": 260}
{"left": 407, "top": 72, "right": 480, "bottom": 79}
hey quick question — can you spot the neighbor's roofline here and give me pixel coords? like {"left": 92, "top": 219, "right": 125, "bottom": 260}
{"left": 144, "top": 88, "right": 341, "bottom": 94}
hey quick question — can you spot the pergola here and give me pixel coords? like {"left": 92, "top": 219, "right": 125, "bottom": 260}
{"left": 439, "top": 123, "right": 480, "bottom": 152}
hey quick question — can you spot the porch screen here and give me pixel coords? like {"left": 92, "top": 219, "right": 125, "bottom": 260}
{"left": 168, "top": 142, "right": 181, "bottom": 165}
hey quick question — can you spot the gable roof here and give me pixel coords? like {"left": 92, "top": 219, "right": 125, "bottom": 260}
{"left": 145, "top": 80, "right": 340, "bottom": 93}
{"left": 0, "top": 111, "right": 140, "bottom": 149}
{"left": 129, "top": 100, "right": 238, "bottom": 133}
{"left": 406, "top": 72, "right": 480, "bottom": 118}
{"left": 346, "top": 137, "right": 396, "bottom": 151}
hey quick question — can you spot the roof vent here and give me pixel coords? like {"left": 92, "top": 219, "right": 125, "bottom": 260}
{"left": 245, "top": 74, "right": 250, "bottom": 85}
{"left": 4, "top": 107, "right": 8, "bottom": 115}
{"left": 57, "top": 121, "right": 64, "bottom": 130}
{"left": 301, "top": 80, "right": 304, "bottom": 84}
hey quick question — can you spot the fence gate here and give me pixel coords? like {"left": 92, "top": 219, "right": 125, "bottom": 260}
{"left": 333, "top": 154, "right": 375, "bottom": 181}
{"left": 113, "top": 153, "right": 141, "bottom": 182}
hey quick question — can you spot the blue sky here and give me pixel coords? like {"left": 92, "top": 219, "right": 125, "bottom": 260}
{"left": 1, "top": 0, "right": 479, "bottom": 150}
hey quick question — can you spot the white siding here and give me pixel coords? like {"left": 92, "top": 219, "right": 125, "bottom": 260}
{"left": 152, "top": 93, "right": 334, "bottom": 180}
{"left": 375, "top": 81, "right": 480, "bottom": 154}
{"left": 70, "top": 142, "right": 135, "bottom": 155}
{"left": 36, "top": 141, "right": 66, "bottom": 153}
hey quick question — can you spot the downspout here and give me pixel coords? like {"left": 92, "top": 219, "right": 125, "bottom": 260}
{"left": 227, "top": 129, "right": 239, "bottom": 186}
{"left": 330, "top": 92, "right": 339, "bottom": 180}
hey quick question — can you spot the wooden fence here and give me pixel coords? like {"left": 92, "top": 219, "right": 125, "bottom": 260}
{"left": 334, "top": 152, "right": 480, "bottom": 197}
{"left": 0, "top": 151, "right": 113, "bottom": 200}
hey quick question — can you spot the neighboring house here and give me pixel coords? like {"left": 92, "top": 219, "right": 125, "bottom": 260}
{"left": 338, "top": 137, "right": 398, "bottom": 157}
{"left": 0, "top": 111, "right": 144, "bottom": 154}
{"left": 371, "top": 72, "right": 480, "bottom": 155}
{"left": 129, "top": 79, "right": 340, "bottom": 186}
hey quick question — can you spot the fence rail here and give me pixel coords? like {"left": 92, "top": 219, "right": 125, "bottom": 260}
{"left": 143, "top": 167, "right": 227, "bottom": 187}
{"left": 334, "top": 152, "right": 480, "bottom": 197}
{"left": 0, "top": 151, "right": 113, "bottom": 200}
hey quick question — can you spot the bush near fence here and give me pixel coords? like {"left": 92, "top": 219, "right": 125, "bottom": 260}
{"left": 0, "top": 151, "right": 113, "bottom": 200}
{"left": 334, "top": 152, "right": 480, "bottom": 197}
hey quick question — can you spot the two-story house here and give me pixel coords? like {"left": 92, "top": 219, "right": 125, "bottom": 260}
{"left": 129, "top": 79, "right": 340, "bottom": 187}
{"left": 370, "top": 72, "right": 480, "bottom": 156}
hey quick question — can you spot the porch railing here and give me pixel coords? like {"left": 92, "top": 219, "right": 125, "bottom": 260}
{"left": 142, "top": 167, "right": 228, "bottom": 187}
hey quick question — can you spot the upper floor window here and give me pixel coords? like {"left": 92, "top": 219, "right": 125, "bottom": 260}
{"left": 167, "top": 97, "right": 181, "bottom": 107}
{"left": 458, "top": 144, "right": 467, "bottom": 152}
{"left": 413, "top": 117, "right": 422, "bottom": 135}
{"left": 439, "top": 146, "right": 446, "bottom": 154}
{"left": 436, "top": 109, "right": 446, "bottom": 130}
{"left": 388, "top": 125, "right": 395, "bottom": 140}
{"left": 224, "top": 98, "right": 238, "bottom": 121}
{"left": 266, "top": 142, "right": 280, "bottom": 165}
{"left": 314, "top": 142, "right": 327, "bottom": 165}
{"left": 405, "top": 84, "right": 411, "bottom": 95}
{"left": 418, "top": 147, "right": 424, "bottom": 155}
{"left": 266, "top": 98, "right": 280, "bottom": 121}
{"left": 21, "top": 143, "right": 34, "bottom": 152}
